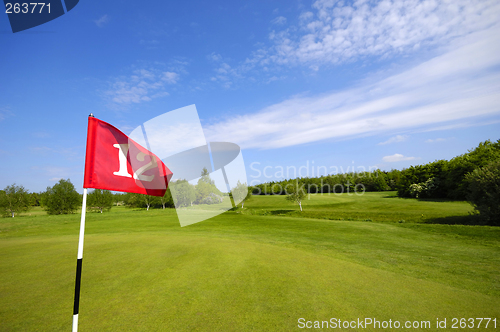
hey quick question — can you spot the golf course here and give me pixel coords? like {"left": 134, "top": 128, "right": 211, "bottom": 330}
{"left": 1, "top": 192, "right": 498, "bottom": 331}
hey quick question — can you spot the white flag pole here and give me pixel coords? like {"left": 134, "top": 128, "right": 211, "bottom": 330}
{"left": 73, "top": 113, "right": 94, "bottom": 332}
{"left": 72, "top": 187, "right": 88, "bottom": 332}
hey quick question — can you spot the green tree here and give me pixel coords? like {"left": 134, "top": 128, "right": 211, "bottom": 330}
{"left": 196, "top": 181, "right": 223, "bottom": 204}
{"left": 30, "top": 192, "right": 41, "bottom": 206}
{"left": 285, "top": 182, "right": 306, "bottom": 211}
{"left": 87, "top": 189, "right": 113, "bottom": 213}
{"left": 122, "top": 192, "right": 136, "bottom": 207}
{"left": 232, "top": 181, "right": 252, "bottom": 208}
{"left": 408, "top": 177, "right": 440, "bottom": 199}
{"left": 397, "top": 140, "right": 500, "bottom": 199}
{"left": 199, "top": 167, "right": 215, "bottom": 185}
{"left": 43, "top": 179, "right": 81, "bottom": 215}
{"left": 242, "top": 187, "right": 252, "bottom": 208}
{"left": 446, "top": 139, "right": 500, "bottom": 199}
{"left": 195, "top": 168, "right": 223, "bottom": 204}
{"left": 112, "top": 193, "right": 127, "bottom": 206}
{"left": 139, "top": 194, "right": 155, "bottom": 210}
{"left": 159, "top": 189, "right": 174, "bottom": 209}
{"left": 0, "top": 184, "right": 31, "bottom": 217}
{"left": 170, "top": 180, "right": 196, "bottom": 207}
{"left": 465, "top": 160, "right": 500, "bottom": 225}
{"left": 122, "top": 193, "right": 155, "bottom": 210}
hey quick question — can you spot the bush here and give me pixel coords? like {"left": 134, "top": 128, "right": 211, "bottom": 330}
{"left": 0, "top": 184, "right": 31, "bottom": 217}
{"left": 200, "top": 193, "right": 224, "bottom": 205}
{"left": 465, "top": 161, "right": 500, "bottom": 225}
{"left": 42, "top": 179, "right": 81, "bottom": 215}
{"left": 87, "top": 189, "right": 113, "bottom": 213}
{"left": 408, "top": 177, "right": 439, "bottom": 198}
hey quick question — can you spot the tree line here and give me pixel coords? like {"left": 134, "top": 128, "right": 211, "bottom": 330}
{"left": 0, "top": 168, "right": 252, "bottom": 217}
{"left": 2, "top": 140, "right": 497, "bottom": 224}
{"left": 0, "top": 179, "right": 116, "bottom": 217}
{"left": 254, "top": 139, "right": 500, "bottom": 225}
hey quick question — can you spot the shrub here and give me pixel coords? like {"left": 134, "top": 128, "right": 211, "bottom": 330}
{"left": 200, "top": 193, "right": 224, "bottom": 205}
{"left": 0, "top": 184, "right": 31, "bottom": 217}
{"left": 42, "top": 179, "right": 81, "bottom": 215}
{"left": 408, "top": 177, "right": 439, "bottom": 198}
{"left": 87, "top": 189, "right": 113, "bottom": 213}
{"left": 465, "top": 160, "right": 500, "bottom": 225}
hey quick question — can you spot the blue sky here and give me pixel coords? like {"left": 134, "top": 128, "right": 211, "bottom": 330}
{"left": 1, "top": 0, "right": 499, "bottom": 193}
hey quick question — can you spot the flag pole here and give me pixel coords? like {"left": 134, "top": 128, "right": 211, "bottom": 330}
{"left": 73, "top": 113, "right": 93, "bottom": 332}
{"left": 72, "top": 187, "right": 87, "bottom": 332}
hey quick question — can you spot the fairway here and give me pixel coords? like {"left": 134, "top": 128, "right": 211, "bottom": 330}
{"left": 1, "top": 193, "right": 499, "bottom": 331}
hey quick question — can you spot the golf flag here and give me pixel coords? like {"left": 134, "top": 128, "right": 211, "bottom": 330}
{"left": 83, "top": 116, "right": 172, "bottom": 196}
{"left": 73, "top": 114, "right": 173, "bottom": 332}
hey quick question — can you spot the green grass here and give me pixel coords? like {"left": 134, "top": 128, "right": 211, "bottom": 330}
{"left": 1, "top": 192, "right": 499, "bottom": 331}
{"left": 243, "top": 191, "right": 477, "bottom": 224}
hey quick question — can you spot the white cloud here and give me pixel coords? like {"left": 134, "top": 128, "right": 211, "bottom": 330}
{"left": 382, "top": 154, "right": 417, "bottom": 162}
{"left": 299, "top": 12, "right": 314, "bottom": 21}
{"left": 204, "top": 25, "right": 500, "bottom": 150}
{"left": 106, "top": 68, "right": 180, "bottom": 105}
{"left": 162, "top": 72, "right": 179, "bottom": 84}
{"left": 210, "top": 0, "right": 500, "bottom": 86}
{"left": 378, "top": 135, "right": 408, "bottom": 145}
{"left": 94, "top": 15, "right": 109, "bottom": 28}
{"left": 208, "top": 52, "right": 222, "bottom": 62}
{"left": 271, "top": 16, "right": 287, "bottom": 25}
{"left": 261, "top": 0, "right": 500, "bottom": 66}
{"left": 425, "top": 138, "right": 448, "bottom": 143}
{"left": 210, "top": 61, "right": 243, "bottom": 88}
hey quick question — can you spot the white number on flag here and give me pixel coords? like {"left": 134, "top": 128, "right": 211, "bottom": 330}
{"left": 133, "top": 151, "right": 156, "bottom": 182}
{"left": 113, "top": 144, "right": 132, "bottom": 178}
{"left": 113, "top": 144, "right": 156, "bottom": 182}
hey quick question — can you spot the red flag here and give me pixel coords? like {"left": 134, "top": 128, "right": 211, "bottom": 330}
{"left": 83, "top": 116, "right": 172, "bottom": 197}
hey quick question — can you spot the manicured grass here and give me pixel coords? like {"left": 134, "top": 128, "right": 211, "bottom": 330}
{"left": 1, "top": 193, "right": 499, "bottom": 331}
{"left": 243, "top": 191, "right": 476, "bottom": 224}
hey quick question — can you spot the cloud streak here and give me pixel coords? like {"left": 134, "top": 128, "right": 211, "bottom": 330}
{"left": 94, "top": 15, "right": 109, "bottom": 28}
{"left": 205, "top": 25, "right": 500, "bottom": 150}
{"left": 210, "top": 0, "right": 500, "bottom": 89}
{"left": 425, "top": 138, "right": 448, "bottom": 143}
{"left": 263, "top": 0, "right": 500, "bottom": 66}
{"left": 271, "top": 16, "right": 287, "bottom": 25}
{"left": 378, "top": 135, "right": 408, "bottom": 145}
{"left": 382, "top": 154, "right": 417, "bottom": 162}
{"left": 106, "top": 68, "right": 180, "bottom": 105}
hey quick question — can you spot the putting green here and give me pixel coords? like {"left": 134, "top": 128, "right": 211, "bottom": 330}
{"left": 1, "top": 233, "right": 498, "bottom": 331}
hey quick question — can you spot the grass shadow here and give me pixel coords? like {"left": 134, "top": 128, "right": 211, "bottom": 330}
{"left": 423, "top": 214, "right": 488, "bottom": 226}
{"left": 417, "top": 198, "right": 467, "bottom": 203}
{"left": 269, "top": 210, "right": 295, "bottom": 215}
{"left": 382, "top": 195, "right": 467, "bottom": 203}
